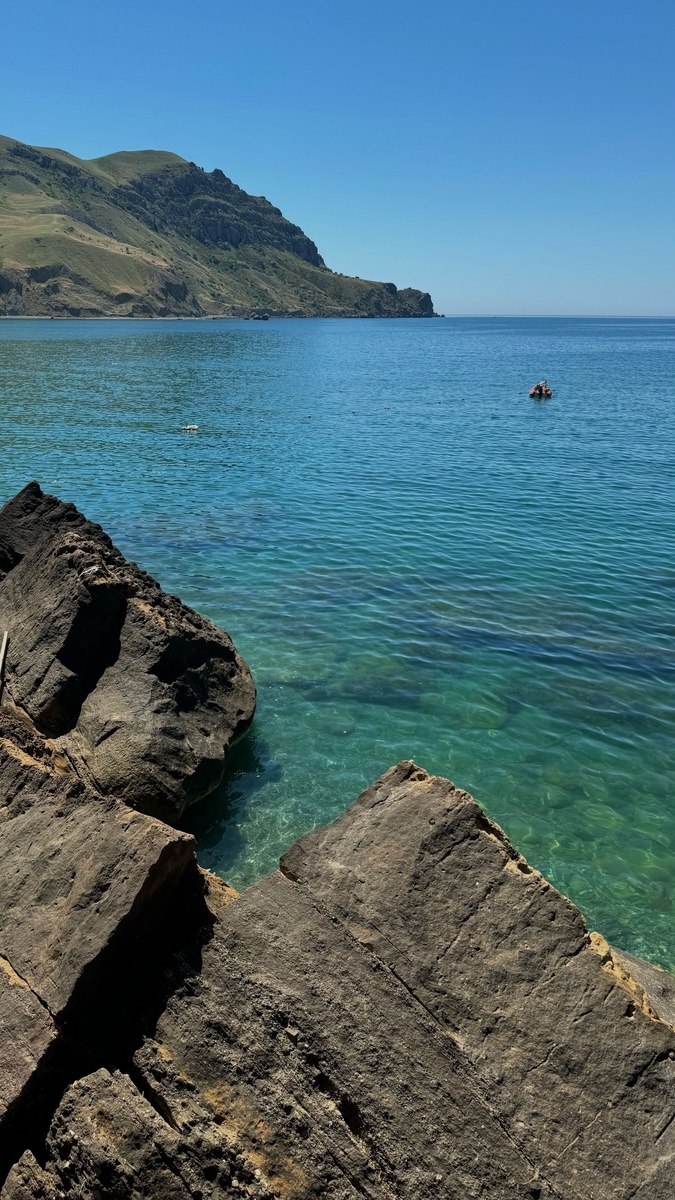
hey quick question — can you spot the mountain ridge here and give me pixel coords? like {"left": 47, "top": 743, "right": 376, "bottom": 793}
{"left": 0, "top": 135, "right": 435, "bottom": 318}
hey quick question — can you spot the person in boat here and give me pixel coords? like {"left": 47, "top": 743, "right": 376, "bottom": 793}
{"left": 530, "top": 379, "right": 551, "bottom": 397}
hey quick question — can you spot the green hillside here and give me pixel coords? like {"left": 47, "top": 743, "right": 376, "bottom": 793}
{"left": 0, "top": 135, "right": 434, "bottom": 318}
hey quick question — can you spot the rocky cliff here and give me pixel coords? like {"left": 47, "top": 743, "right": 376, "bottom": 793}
{"left": 0, "top": 489, "right": 672, "bottom": 1198}
{"left": 0, "top": 136, "right": 435, "bottom": 318}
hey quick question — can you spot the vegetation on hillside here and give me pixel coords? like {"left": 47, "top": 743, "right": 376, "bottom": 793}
{"left": 0, "top": 135, "right": 435, "bottom": 318}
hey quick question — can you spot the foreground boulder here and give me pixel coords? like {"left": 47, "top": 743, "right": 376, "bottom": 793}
{"left": 281, "top": 763, "right": 675, "bottom": 1197}
{"left": 0, "top": 483, "right": 255, "bottom": 821}
{"left": 3, "top": 762, "right": 673, "bottom": 1199}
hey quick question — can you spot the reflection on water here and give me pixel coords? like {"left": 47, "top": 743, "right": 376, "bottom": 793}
{"left": 1, "top": 316, "right": 674, "bottom": 967}
{"left": 181, "top": 727, "right": 283, "bottom": 874}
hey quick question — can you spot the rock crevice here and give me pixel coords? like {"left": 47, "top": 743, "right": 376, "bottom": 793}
{"left": 0, "top": 708, "right": 212, "bottom": 1183}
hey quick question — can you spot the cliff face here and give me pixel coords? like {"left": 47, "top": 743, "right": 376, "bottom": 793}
{"left": 110, "top": 160, "right": 324, "bottom": 265}
{"left": 0, "top": 488, "right": 672, "bottom": 1198}
{"left": 0, "top": 136, "right": 435, "bottom": 318}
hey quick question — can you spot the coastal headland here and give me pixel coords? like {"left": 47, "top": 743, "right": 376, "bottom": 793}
{"left": 0, "top": 137, "right": 434, "bottom": 320}
{"left": 0, "top": 485, "right": 673, "bottom": 1198}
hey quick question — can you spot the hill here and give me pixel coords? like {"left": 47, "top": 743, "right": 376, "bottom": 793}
{"left": 0, "top": 135, "right": 435, "bottom": 318}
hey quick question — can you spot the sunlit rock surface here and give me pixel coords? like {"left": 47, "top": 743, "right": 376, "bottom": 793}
{"left": 2, "top": 760, "right": 673, "bottom": 1199}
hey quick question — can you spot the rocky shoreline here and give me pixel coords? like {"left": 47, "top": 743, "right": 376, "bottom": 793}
{"left": 0, "top": 486, "right": 673, "bottom": 1198}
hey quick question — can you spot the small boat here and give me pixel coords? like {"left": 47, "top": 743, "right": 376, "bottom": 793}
{"left": 529, "top": 380, "right": 552, "bottom": 399}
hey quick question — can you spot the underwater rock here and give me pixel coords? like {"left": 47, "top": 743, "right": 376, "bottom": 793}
{"left": 0, "top": 482, "right": 255, "bottom": 822}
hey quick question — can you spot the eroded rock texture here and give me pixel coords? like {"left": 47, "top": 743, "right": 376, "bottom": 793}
{"left": 4, "top": 763, "right": 672, "bottom": 1199}
{"left": 0, "top": 709, "right": 206, "bottom": 1179}
{"left": 0, "top": 483, "right": 255, "bottom": 821}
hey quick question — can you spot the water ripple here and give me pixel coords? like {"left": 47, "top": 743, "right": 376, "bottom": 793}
{"left": 1, "top": 316, "right": 674, "bottom": 967}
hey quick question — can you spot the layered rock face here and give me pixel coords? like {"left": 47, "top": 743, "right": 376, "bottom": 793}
{"left": 2, "top": 761, "right": 673, "bottom": 1199}
{"left": 0, "top": 708, "right": 208, "bottom": 1182}
{"left": 0, "top": 483, "right": 255, "bottom": 821}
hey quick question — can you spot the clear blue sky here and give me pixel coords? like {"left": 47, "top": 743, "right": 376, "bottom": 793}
{"left": 4, "top": 1, "right": 674, "bottom": 314}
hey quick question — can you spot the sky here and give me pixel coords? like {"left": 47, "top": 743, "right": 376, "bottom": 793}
{"left": 3, "top": 1, "right": 674, "bottom": 314}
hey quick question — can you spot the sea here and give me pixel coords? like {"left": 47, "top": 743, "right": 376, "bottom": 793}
{"left": 1, "top": 316, "right": 674, "bottom": 969}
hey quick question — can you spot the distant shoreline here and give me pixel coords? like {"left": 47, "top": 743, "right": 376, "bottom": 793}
{"left": 0, "top": 313, "right": 440, "bottom": 321}
{"left": 1, "top": 313, "right": 673, "bottom": 321}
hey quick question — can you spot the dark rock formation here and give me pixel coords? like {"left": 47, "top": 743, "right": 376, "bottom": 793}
{"left": 0, "top": 483, "right": 255, "bottom": 822}
{"left": 0, "top": 708, "right": 207, "bottom": 1181}
{"left": 111, "top": 160, "right": 325, "bottom": 265}
{"left": 2, "top": 762, "right": 673, "bottom": 1199}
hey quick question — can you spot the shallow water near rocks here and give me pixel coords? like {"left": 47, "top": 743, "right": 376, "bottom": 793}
{"left": 1, "top": 316, "right": 674, "bottom": 968}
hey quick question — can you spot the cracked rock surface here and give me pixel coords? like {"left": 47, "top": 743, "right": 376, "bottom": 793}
{"left": 3, "top": 762, "right": 673, "bottom": 1199}
{"left": 0, "top": 708, "right": 206, "bottom": 1176}
{"left": 0, "top": 482, "right": 255, "bottom": 822}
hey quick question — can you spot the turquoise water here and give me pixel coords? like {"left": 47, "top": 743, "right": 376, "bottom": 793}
{"left": 1, "top": 317, "right": 674, "bottom": 968}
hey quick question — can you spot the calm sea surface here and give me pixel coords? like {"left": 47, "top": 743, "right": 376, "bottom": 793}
{"left": 1, "top": 316, "right": 674, "bottom": 967}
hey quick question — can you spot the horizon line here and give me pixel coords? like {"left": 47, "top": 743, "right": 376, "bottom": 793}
{"left": 439, "top": 313, "right": 675, "bottom": 319}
